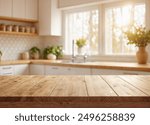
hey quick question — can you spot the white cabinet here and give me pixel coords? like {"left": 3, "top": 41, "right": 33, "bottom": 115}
{"left": 0, "top": 0, "right": 38, "bottom": 20}
{"left": 14, "top": 64, "right": 29, "bottom": 75}
{"left": 39, "top": 0, "right": 62, "bottom": 36}
{"left": 1, "top": 65, "right": 14, "bottom": 76}
{"left": 45, "top": 65, "right": 91, "bottom": 75}
{"left": 69, "top": 67, "right": 91, "bottom": 75}
{"left": 121, "top": 70, "right": 150, "bottom": 75}
{"left": 30, "top": 64, "right": 45, "bottom": 75}
{"left": 0, "top": 64, "right": 29, "bottom": 76}
{"left": 92, "top": 68, "right": 150, "bottom": 75}
{"left": 0, "top": 67, "right": 2, "bottom": 75}
{"left": 92, "top": 69, "right": 123, "bottom": 75}
{"left": 26, "top": 0, "right": 38, "bottom": 20}
{"left": 13, "top": 0, "right": 26, "bottom": 19}
{"left": 0, "top": 0, "right": 12, "bottom": 17}
{"left": 45, "top": 66, "right": 69, "bottom": 75}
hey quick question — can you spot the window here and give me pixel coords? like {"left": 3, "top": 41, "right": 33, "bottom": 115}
{"left": 64, "top": 7, "right": 99, "bottom": 55}
{"left": 105, "top": 3, "right": 146, "bottom": 55}
{"left": 63, "top": 1, "right": 146, "bottom": 57}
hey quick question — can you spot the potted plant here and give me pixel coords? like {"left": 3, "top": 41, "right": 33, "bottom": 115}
{"left": 0, "top": 50, "right": 2, "bottom": 61}
{"left": 29, "top": 47, "right": 41, "bottom": 59}
{"left": 76, "top": 38, "right": 87, "bottom": 55}
{"left": 43, "top": 46, "right": 63, "bottom": 60}
{"left": 125, "top": 26, "right": 150, "bottom": 64}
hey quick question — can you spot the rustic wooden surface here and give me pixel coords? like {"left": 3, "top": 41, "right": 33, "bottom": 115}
{"left": 0, "top": 75, "right": 150, "bottom": 108}
{"left": 1, "top": 60, "right": 150, "bottom": 72}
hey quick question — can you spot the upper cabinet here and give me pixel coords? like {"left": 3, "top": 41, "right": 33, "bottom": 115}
{"left": 0, "top": 0, "right": 38, "bottom": 21}
{"left": 0, "top": 0, "right": 12, "bottom": 17}
{"left": 12, "top": 0, "right": 26, "bottom": 19}
{"left": 26, "top": 0, "right": 38, "bottom": 20}
{"left": 39, "top": 0, "right": 62, "bottom": 36}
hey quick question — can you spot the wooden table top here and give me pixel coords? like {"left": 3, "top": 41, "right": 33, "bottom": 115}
{"left": 0, "top": 75, "right": 150, "bottom": 97}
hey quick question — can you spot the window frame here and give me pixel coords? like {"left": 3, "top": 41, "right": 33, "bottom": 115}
{"left": 102, "top": 0, "right": 146, "bottom": 56}
{"left": 62, "top": 0, "right": 149, "bottom": 62}
{"left": 62, "top": 5, "right": 100, "bottom": 56}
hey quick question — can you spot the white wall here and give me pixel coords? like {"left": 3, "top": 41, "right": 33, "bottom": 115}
{"left": 0, "top": 35, "right": 42, "bottom": 60}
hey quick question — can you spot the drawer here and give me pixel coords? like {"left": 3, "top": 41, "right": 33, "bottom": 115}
{"left": 1, "top": 72, "right": 14, "bottom": 76}
{"left": 1, "top": 65, "right": 14, "bottom": 75}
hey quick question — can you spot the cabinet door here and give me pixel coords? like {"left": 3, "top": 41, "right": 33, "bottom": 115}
{"left": 70, "top": 67, "right": 91, "bottom": 75}
{"left": 14, "top": 64, "right": 29, "bottom": 75}
{"left": 0, "top": 66, "right": 2, "bottom": 75}
{"left": 26, "top": 0, "right": 38, "bottom": 20}
{"left": 45, "top": 66, "right": 68, "bottom": 75}
{"left": 39, "top": 0, "right": 61, "bottom": 36}
{"left": 13, "top": 0, "right": 26, "bottom": 18}
{"left": 1, "top": 65, "right": 14, "bottom": 75}
{"left": 30, "top": 64, "right": 44, "bottom": 75}
{"left": 92, "top": 69, "right": 123, "bottom": 75}
{"left": 121, "top": 70, "right": 150, "bottom": 75}
{"left": 0, "top": 0, "right": 12, "bottom": 17}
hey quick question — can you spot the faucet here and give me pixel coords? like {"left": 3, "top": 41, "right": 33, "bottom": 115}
{"left": 72, "top": 40, "right": 88, "bottom": 63}
{"left": 72, "top": 40, "right": 75, "bottom": 62}
{"left": 84, "top": 54, "right": 88, "bottom": 63}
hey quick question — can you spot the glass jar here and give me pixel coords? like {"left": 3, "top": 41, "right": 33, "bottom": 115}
{"left": 0, "top": 24, "right": 6, "bottom": 31}
{"left": 13, "top": 25, "right": 19, "bottom": 32}
{"left": 25, "top": 26, "right": 31, "bottom": 33}
{"left": 30, "top": 27, "right": 36, "bottom": 34}
{"left": 19, "top": 26, "right": 25, "bottom": 32}
{"left": 6, "top": 25, "right": 13, "bottom": 32}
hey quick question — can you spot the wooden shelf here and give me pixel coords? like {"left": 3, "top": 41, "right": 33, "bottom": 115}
{"left": 0, "top": 31, "right": 38, "bottom": 36}
{"left": 0, "top": 16, "right": 38, "bottom": 23}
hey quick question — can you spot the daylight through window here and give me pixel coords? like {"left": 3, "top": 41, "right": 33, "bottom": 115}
{"left": 64, "top": 8, "right": 99, "bottom": 55}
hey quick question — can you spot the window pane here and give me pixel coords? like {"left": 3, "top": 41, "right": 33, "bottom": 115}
{"left": 65, "top": 9, "right": 99, "bottom": 55}
{"left": 105, "top": 4, "right": 145, "bottom": 55}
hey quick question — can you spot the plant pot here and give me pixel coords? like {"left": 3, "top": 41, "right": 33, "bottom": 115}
{"left": 21, "top": 52, "right": 30, "bottom": 60}
{"left": 32, "top": 52, "right": 40, "bottom": 59}
{"left": 47, "top": 54, "right": 56, "bottom": 60}
{"left": 136, "top": 47, "right": 148, "bottom": 64}
{"left": 0, "top": 55, "right": 2, "bottom": 61}
{"left": 78, "top": 47, "right": 83, "bottom": 55}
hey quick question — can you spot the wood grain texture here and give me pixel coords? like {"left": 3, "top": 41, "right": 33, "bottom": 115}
{"left": 102, "top": 76, "right": 147, "bottom": 96}
{"left": 120, "top": 76, "right": 150, "bottom": 96}
{"left": 85, "top": 76, "right": 117, "bottom": 96}
{"left": 0, "top": 31, "right": 38, "bottom": 36}
{"left": 0, "top": 16, "right": 38, "bottom": 23}
{"left": 0, "top": 75, "right": 150, "bottom": 108}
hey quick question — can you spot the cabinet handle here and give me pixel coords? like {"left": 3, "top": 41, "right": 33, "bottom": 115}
{"left": 52, "top": 67, "right": 58, "bottom": 70}
{"left": 123, "top": 72, "right": 138, "bottom": 75}
{"left": 2, "top": 67, "right": 12, "bottom": 70}
{"left": 3, "top": 73, "right": 13, "bottom": 75}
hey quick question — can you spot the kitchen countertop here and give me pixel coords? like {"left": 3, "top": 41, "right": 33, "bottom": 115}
{"left": 0, "top": 75, "right": 150, "bottom": 108}
{"left": 1, "top": 60, "right": 150, "bottom": 72}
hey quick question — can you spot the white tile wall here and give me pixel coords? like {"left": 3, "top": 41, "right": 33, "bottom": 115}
{"left": 0, "top": 34, "right": 42, "bottom": 60}
{"left": 43, "top": 36, "right": 63, "bottom": 47}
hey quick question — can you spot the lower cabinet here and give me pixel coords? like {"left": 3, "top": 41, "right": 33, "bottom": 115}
{"left": 92, "top": 68, "right": 150, "bottom": 75}
{"left": 14, "top": 64, "right": 29, "bottom": 75}
{"left": 0, "top": 65, "right": 14, "bottom": 75}
{"left": 0, "top": 64, "right": 29, "bottom": 76}
{"left": 0, "top": 64, "right": 150, "bottom": 76}
{"left": 92, "top": 69, "right": 122, "bottom": 75}
{"left": 45, "top": 65, "right": 91, "bottom": 75}
{"left": 30, "top": 64, "right": 45, "bottom": 75}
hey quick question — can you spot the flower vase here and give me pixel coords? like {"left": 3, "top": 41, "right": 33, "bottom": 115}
{"left": 136, "top": 47, "right": 148, "bottom": 64}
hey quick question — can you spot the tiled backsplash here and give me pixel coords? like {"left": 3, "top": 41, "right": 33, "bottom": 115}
{"left": 0, "top": 34, "right": 42, "bottom": 60}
